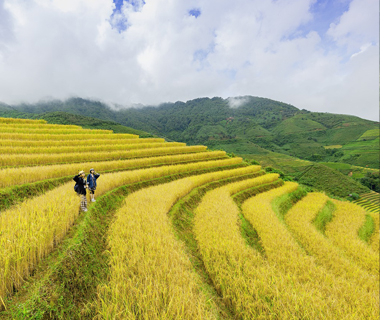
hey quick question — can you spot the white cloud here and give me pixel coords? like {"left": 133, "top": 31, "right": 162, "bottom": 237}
{"left": 327, "top": 0, "right": 379, "bottom": 53}
{"left": 227, "top": 96, "right": 250, "bottom": 108}
{"left": 0, "top": 0, "right": 378, "bottom": 121}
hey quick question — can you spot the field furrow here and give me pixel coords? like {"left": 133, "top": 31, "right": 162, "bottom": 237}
{"left": 324, "top": 200, "right": 379, "bottom": 274}
{"left": 368, "top": 212, "right": 379, "bottom": 252}
{"left": 0, "top": 145, "right": 207, "bottom": 167}
{"left": 284, "top": 193, "right": 378, "bottom": 291}
{"left": 194, "top": 178, "right": 343, "bottom": 319}
{"left": 1, "top": 116, "right": 377, "bottom": 320}
{"left": 0, "top": 132, "right": 138, "bottom": 140}
{"left": 0, "top": 137, "right": 164, "bottom": 147}
{"left": 0, "top": 151, "right": 229, "bottom": 188}
{"left": 0, "top": 126, "right": 111, "bottom": 134}
{"left": 0, "top": 158, "right": 253, "bottom": 304}
{"left": 97, "top": 167, "right": 262, "bottom": 319}
{"left": 242, "top": 185, "right": 378, "bottom": 319}
{"left": 0, "top": 118, "right": 46, "bottom": 124}
{"left": 1, "top": 165, "right": 251, "bottom": 319}
{"left": 0, "top": 123, "right": 80, "bottom": 129}
{"left": 0, "top": 141, "right": 184, "bottom": 154}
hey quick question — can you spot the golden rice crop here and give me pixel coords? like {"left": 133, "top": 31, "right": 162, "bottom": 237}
{"left": 0, "top": 145, "right": 207, "bottom": 167}
{"left": 0, "top": 132, "right": 138, "bottom": 140}
{"left": 325, "top": 200, "right": 379, "bottom": 275}
{"left": 0, "top": 151, "right": 230, "bottom": 188}
{"left": 0, "top": 117, "right": 46, "bottom": 124}
{"left": 0, "top": 141, "right": 185, "bottom": 154}
{"left": 0, "top": 137, "right": 164, "bottom": 147}
{"left": 284, "top": 192, "right": 378, "bottom": 292}
{"left": 98, "top": 166, "right": 261, "bottom": 319}
{"left": 0, "top": 127, "right": 112, "bottom": 135}
{"left": 0, "top": 159, "right": 251, "bottom": 304}
{"left": 369, "top": 212, "right": 379, "bottom": 252}
{"left": 193, "top": 179, "right": 341, "bottom": 319}
{"left": 0, "top": 123, "right": 80, "bottom": 130}
{"left": 242, "top": 185, "right": 379, "bottom": 319}
{"left": 0, "top": 126, "right": 89, "bottom": 134}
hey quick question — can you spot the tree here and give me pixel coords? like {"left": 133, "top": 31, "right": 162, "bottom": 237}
{"left": 360, "top": 172, "right": 380, "bottom": 192}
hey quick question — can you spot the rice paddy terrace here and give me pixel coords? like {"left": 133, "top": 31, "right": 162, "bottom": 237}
{"left": 354, "top": 192, "right": 380, "bottom": 214}
{"left": 0, "top": 117, "right": 378, "bottom": 319}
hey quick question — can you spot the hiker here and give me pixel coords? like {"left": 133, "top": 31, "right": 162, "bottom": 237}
{"left": 73, "top": 170, "right": 88, "bottom": 212}
{"left": 87, "top": 168, "right": 100, "bottom": 202}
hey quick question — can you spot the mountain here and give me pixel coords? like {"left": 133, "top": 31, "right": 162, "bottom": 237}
{"left": 4, "top": 96, "right": 377, "bottom": 168}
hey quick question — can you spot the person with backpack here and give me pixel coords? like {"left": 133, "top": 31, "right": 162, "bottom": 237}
{"left": 87, "top": 168, "right": 100, "bottom": 202}
{"left": 73, "top": 170, "right": 88, "bottom": 212}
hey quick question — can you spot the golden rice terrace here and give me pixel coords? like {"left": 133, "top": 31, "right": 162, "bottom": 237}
{"left": 0, "top": 117, "right": 378, "bottom": 319}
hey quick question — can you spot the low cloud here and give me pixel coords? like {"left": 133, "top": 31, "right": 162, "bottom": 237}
{"left": 227, "top": 96, "right": 250, "bottom": 109}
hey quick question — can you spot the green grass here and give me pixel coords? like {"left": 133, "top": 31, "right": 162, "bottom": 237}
{"left": 320, "top": 162, "right": 379, "bottom": 179}
{"left": 358, "top": 129, "right": 379, "bottom": 140}
{"left": 358, "top": 215, "right": 375, "bottom": 243}
{"left": 313, "top": 200, "right": 335, "bottom": 234}
{"left": 272, "top": 114, "right": 326, "bottom": 135}
{"left": 294, "top": 163, "right": 369, "bottom": 198}
{"left": 271, "top": 186, "right": 308, "bottom": 223}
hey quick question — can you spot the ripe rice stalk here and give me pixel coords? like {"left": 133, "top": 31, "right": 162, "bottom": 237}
{"left": 0, "top": 145, "right": 207, "bottom": 167}
{"left": 0, "top": 159, "right": 251, "bottom": 303}
{"left": 284, "top": 192, "right": 379, "bottom": 292}
{"left": 0, "top": 137, "right": 165, "bottom": 147}
{"left": 193, "top": 180, "right": 343, "bottom": 319}
{"left": 0, "top": 142, "right": 185, "bottom": 154}
{"left": 0, "top": 151, "right": 230, "bottom": 188}
{"left": 0, "top": 127, "right": 113, "bottom": 134}
{"left": 0, "top": 117, "right": 46, "bottom": 124}
{"left": 0, "top": 132, "right": 138, "bottom": 140}
{"left": 0, "top": 123, "right": 80, "bottom": 130}
{"left": 325, "top": 200, "right": 379, "bottom": 275}
{"left": 98, "top": 167, "right": 261, "bottom": 319}
{"left": 242, "top": 185, "right": 379, "bottom": 319}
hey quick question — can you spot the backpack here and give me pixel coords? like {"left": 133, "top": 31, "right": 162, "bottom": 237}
{"left": 74, "top": 184, "right": 79, "bottom": 193}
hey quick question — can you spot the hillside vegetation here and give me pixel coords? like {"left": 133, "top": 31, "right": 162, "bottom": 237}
{"left": 0, "top": 117, "right": 378, "bottom": 319}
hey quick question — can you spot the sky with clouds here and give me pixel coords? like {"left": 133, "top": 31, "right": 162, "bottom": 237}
{"left": 0, "top": 0, "right": 378, "bottom": 120}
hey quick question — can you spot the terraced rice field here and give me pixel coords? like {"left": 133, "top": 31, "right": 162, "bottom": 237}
{"left": 0, "top": 117, "right": 378, "bottom": 319}
{"left": 354, "top": 192, "right": 380, "bottom": 213}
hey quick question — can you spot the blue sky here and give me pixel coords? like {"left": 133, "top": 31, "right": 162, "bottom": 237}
{"left": 0, "top": 0, "right": 378, "bottom": 121}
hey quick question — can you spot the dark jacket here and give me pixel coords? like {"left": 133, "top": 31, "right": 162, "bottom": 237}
{"left": 87, "top": 173, "right": 100, "bottom": 190}
{"left": 73, "top": 175, "right": 87, "bottom": 195}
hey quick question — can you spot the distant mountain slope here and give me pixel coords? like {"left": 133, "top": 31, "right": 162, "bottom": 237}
{"left": 1, "top": 96, "right": 378, "bottom": 168}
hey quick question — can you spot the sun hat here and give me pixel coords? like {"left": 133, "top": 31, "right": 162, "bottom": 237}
{"left": 79, "top": 170, "right": 85, "bottom": 175}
